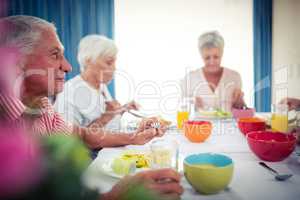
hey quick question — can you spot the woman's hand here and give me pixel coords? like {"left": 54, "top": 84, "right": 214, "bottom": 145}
{"left": 195, "top": 96, "right": 204, "bottom": 111}
{"left": 232, "top": 89, "right": 245, "bottom": 109}
{"left": 105, "top": 100, "right": 124, "bottom": 115}
{"left": 136, "top": 117, "right": 167, "bottom": 137}
{"left": 122, "top": 101, "right": 140, "bottom": 113}
{"left": 136, "top": 117, "right": 159, "bottom": 131}
{"left": 280, "top": 98, "right": 300, "bottom": 111}
{"left": 105, "top": 100, "right": 140, "bottom": 116}
{"left": 102, "top": 168, "right": 183, "bottom": 200}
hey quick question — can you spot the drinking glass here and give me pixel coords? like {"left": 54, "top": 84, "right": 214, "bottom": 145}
{"left": 271, "top": 104, "right": 288, "bottom": 132}
{"left": 177, "top": 97, "right": 193, "bottom": 129}
{"left": 150, "top": 139, "right": 179, "bottom": 170}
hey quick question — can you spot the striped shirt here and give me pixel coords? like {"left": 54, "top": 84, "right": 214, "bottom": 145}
{"left": 0, "top": 93, "right": 73, "bottom": 136}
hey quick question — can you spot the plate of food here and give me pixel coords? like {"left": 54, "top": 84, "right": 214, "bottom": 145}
{"left": 98, "top": 150, "right": 152, "bottom": 179}
{"left": 195, "top": 108, "right": 232, "bottom": 120}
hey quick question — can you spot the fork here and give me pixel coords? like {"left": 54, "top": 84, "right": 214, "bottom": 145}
{"left": 127, "top": 110, "right": 146, "bottom": 118}
{"left": 151, "top": 122, "right": 161, "bottom": 129}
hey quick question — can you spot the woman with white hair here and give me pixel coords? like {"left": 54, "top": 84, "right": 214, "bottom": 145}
{"left": 55, "top": 35, "right": 138, "bottom": 130}
{"left": 181, "top": 31, "right": 245, "bottom": 112}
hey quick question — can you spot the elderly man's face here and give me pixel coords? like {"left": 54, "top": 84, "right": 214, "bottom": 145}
{"left": 88, "top": 55, "right": 116, "bottom": 84}
{"left": 201, "top": 47, "right": 222, "bottom": 69}
{"left": 23, "top": 29, "right": 72, "bottom": 96}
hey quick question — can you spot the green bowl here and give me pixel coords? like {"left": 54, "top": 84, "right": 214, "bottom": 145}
{"left": 183, "top": 153, "right": 234, "bottom": 194}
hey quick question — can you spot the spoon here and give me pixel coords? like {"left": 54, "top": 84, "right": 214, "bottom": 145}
{"left": 288, "top": 117, "right": 297, "bottom": 124}
{"left": 259, "top": 162, "right": 293, "bottom": 181}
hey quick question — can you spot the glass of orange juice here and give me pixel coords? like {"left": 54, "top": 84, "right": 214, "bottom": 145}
{"left": 177, "top": 97, "right": 192, "bottom": 129}
{"left": 177, "top": 110, "right": 189, "bottom": 129}
{"left": 271, "top": 104, "right": 288, "bottom": 132}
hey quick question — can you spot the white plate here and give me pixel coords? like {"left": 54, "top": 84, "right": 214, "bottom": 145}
{"left": 98, "top": 159, "right": 123, "bottom": 179}
{"left": 193, "top": 114, "right": 233, "bottom": 121}
{"left": 97, "top": 158, "right": 150, "bottom": 179}
{"left": 194, "top": 115, "right": 233, "bottom": 120}
{"left": 194, "top": 111, "right": 233, "bottom": 120}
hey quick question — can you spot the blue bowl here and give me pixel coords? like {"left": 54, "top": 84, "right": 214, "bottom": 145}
{"left": 184, "top": 153, "right": 233, "bottom": 167}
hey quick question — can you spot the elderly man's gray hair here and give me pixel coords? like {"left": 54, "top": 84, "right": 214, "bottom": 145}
{"left": 198, "top": 31, "right": 224, "bottom": 53}
{"left": 77, "top": 34, "right": 118, "bottom": 72}
{"left": 0, "top": 15, "right": 56, "bottom": 55}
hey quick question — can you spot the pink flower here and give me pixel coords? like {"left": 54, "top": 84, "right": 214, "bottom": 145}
{"left": 0, "top": 127, "right": 43, "bottom": 198}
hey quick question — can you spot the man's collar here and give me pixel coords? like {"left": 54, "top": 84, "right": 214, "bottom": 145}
{"left": 24, "top": 97, "right": 52, "bottom": 116}
{"left": 0, "top": 94, "right": 51, "bottom": 121}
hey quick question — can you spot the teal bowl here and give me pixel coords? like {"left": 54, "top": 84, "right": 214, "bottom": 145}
{"left": 183, "top": 153, "right": 234, "bottom": 194}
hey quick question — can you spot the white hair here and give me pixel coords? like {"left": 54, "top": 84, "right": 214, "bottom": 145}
{"left": 77, "top": 35, "right": 118, "bottom": 72}
{"left": 198, "top": 31, "right": 224, "bottom": 53}
{"left": 0, "top": 15, "right": 57, "bottom": 55}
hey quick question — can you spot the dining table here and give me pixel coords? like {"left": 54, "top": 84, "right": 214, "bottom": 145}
{"left": 83, "top": 115, "right": 300, "bottom": 200}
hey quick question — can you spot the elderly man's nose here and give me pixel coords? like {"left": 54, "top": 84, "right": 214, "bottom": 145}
{"left": 61, "top": 57, "right": 72, "bottom": 72}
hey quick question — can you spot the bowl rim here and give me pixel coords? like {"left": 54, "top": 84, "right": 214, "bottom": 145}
{"left": 238, "top": 117, "right": 266, "bottom": 124}
{"left": 232, "top": 107, "right": 255, "bottom": 111}
{"left": 246, "top": 131, "right": 297, "bottom": 144}
{"left": 183, "top": 153, "right": 233, "bottom": 169}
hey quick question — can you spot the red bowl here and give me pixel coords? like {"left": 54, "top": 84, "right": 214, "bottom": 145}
{"left": 237, "top": 117, "right": 266, "bottom": 136}
{"left": 247, "top": 131, "right": 297, "bottom": 162}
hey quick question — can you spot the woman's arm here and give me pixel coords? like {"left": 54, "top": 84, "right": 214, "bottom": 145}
{"left": 73, "top": 121, "right": 163, "bottom": 149}
{"left": 232, "top": 89, "right": 245, "bottom": 109}
{"left": 231, "top": 72, "right": 246, "bottom": 109}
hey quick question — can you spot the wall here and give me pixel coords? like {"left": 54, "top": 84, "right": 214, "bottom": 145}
{"left": 273, "top": 0, "right": 300, "bottom": 104}
{"left": 115, "top": 0, "right": 253, "bottom": 117}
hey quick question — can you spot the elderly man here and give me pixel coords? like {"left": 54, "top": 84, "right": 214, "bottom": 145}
{"left": 55, "top": 34, "right": 137, "bottom": 131}
{"left": 0, "top": 15, "right": 165, "bottom": 148}
{"left": 0, "top": 15, "right": 183, "bottom": 200}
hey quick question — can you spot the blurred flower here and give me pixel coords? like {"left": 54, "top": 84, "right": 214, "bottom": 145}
{"left": 41, "top": 134, "right": 92, "bottom": 173}
{"left": 0, "top": 127, "right": 43, "bottom": 199}
{"left": 0, "top": 46, "right": 21, "bottom": 97}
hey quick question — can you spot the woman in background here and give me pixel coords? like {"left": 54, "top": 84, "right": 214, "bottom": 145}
{"left": 181, "top": 31, "right": 245, "bottom": 112}
{"left": 55, "top": 35, "right": 138, "bottom": 130}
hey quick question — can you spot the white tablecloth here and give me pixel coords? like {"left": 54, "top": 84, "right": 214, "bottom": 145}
{"left": 83, "top": 119, "right": 300, "bottom": 200}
